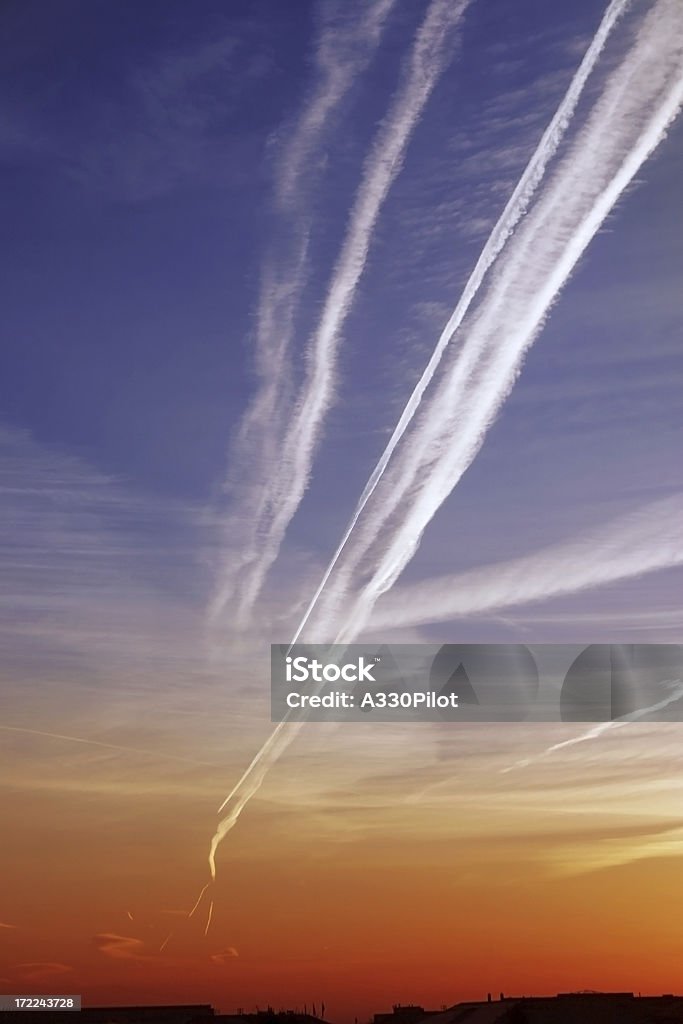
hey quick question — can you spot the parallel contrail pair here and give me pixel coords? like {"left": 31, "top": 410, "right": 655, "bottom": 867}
{"left": 318, "top": 0, "right": 683, "bottom": 645}
{"left": 207, "top": 0, "right": 683, "bottom": 879}
{"left": 212, "top": 0, "right": 471, "bottom": 627}
{"left": 209, "top": 0, "right": 399, "bottom": 627}
{"left": 289, "top": 0, "right": 632, "bottom": 646}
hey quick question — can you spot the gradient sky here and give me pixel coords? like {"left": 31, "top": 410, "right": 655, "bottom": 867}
{"left": 1, "top": 0, "right": 683, "bottom": 1020}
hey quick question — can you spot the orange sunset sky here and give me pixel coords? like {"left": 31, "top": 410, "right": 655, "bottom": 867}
{"left": 3, "top": 661, "right": 683, "bottom": 1023}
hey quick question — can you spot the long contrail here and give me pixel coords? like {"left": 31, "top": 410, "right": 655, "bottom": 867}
{"left": 367, "top": 494, "right": 683, "bottom": 630}
{"left": 221, "top": 0, "right": 471, "bottom": 627}
{"left": 502, "top": 679, "right": 683, "bottom": 773}
{"left": 322, "top": 0, "right": 683, "bottom": 644}
{"left": 209, "top": 0, "right": 398, "bottom": 626}
{"left": 206, "top": 0, "right": 683, "bottom": 880}
{"left": 288, "top": 0, "right": 632, "bottom": 646}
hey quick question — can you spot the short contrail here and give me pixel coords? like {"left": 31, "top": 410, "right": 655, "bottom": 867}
{"left": 321, "top": 0, "right": 683, "bottom": 644}
{"left": 209, "top": 0, "right": 399, "bottom": 626}
{"left": 367, "top": 494, "right": 683, "bottom": 630}
{"left": 158, "top": 879, "right": 213, "bottom": 954}
{"left": 222, "top": 0, "right": 471, "bottom": 627}
{"left": 288, "top": 0, "right": 632, "bottom": 646}
{"left": 204, "top": 901, "right": 214, "bottom": 936}
{"left": 187, "top": 882, "right": 211, "bottom": 918}
{"left": 502, "top": 680, "right": 683, "bottom": 773}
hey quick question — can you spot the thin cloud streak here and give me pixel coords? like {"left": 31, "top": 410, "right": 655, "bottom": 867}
{"left": 0, "top": 724, "right": 220, "bottom": 769}
{"left": 213, "top": 0, "right": 471, "bottom": 628}
{"left": 368, "top": 494, "right": 683, "bottom": 630}
{"left": 502, "top": 679, "right": 683, "bottom": 773}
{"left": 320, "top": 0, "right": 683, "bottom": 644}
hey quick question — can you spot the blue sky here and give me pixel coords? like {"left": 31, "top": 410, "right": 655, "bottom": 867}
{"left": 2, "top": 0, "right": 683, "bottom": 1004}
{"left": 4, "top": 0, "right": 676, "bottom": 503}
{"left": 1, "top": 0, "right": 682, "bottom": 670}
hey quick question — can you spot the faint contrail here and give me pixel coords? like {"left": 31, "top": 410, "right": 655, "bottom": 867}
{"left": 204, "top": 901, "right": 214, "bottom": 936}
{"left": 187, "top": 882, "right": 211, "bottom": 918}
{"left": 209, "top": 0, "right": 399, "bottom": 626}
{"left": 157, "top": 879, "right": 213, "bottom": 954}
{"left": 322, "top": 0, "right": 683, "bottom": 644}
{"left": 0, "top": 724, "right": 218, "bottom": 768}
{"left": 288, "top": 0, "right": 632, "bottom": 646}
{"left": 221, "top": 0, "right": 471, "bottom": 627}
{"left": 367, "top": 494, "right": 683, "bottom": 630}
{"left": 502, "top": 679, "right": 683, "bottom": 773}
{"left": 277, "top": 0, "right": 399, "bottom": 210}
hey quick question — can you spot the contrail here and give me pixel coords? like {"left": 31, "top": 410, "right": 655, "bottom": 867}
{"left": 0, "top": 724, "right": 219, "bottom": 768}
{"left": 289, "top": 0, "right": 632, "bottom": 646}
{"left": 187, "top": 882, "right": 211, "bottom": 918}
{"left": 204, "top": 901, "right": 214, "bottom": 936}
{"left": 320, "top": 0, "right": 683, "bottom": 645}
{"left": 367, "top": 494, "right": 683, "bottom": 630}
{"left": 209, "top": 720, "right": 298, "bottom": 879}
{"left": 157, "top": 880, "right": 212, "bottom": 954}
{"left": 221, "top": 0, "right": 471, "bottom": 627}
{"left": 277, "top": 0, "right": 399, "bottom": 211}
{"left": 209, "top": 649, "right": 353, "bottom": 878}
{"left": 206, "top": 0, "right": 683, "bottom": 879}
{"left": 209, "top": 0, "right": 399, "bottom": 626}
{"left": 502, "top": 679, "right": 683, "bottom": 773}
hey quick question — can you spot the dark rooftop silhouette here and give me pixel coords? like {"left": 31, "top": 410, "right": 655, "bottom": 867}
{"left": 2, "top": 994, "right": 683, "bottom": 1024}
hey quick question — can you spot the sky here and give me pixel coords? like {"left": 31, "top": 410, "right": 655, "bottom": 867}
{"left": 1, "top": 0, "right": 683, "bottom": 1019}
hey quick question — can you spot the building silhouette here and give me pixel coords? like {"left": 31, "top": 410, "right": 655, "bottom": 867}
{"left": 3, "top": 994, "right": 683, "bottom": 1024}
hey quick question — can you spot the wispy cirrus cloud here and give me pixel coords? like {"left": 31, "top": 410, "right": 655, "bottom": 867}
{"left": 0, "top": 12, "right": 271, "bottom": 201}
{"left": 93, "top": 933, "right": 147, "bottom": 961}
{"left": 16, "top": 962, "right": 73, "bottom": 980}
{"left": 210, "top": 947, "right": 239, "bottom": 964}
{"left": 0, "top": 424, "right": 261, "bottom": 794}
{"left": 0, "top": 425, "right": 211, "bottom": 678}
